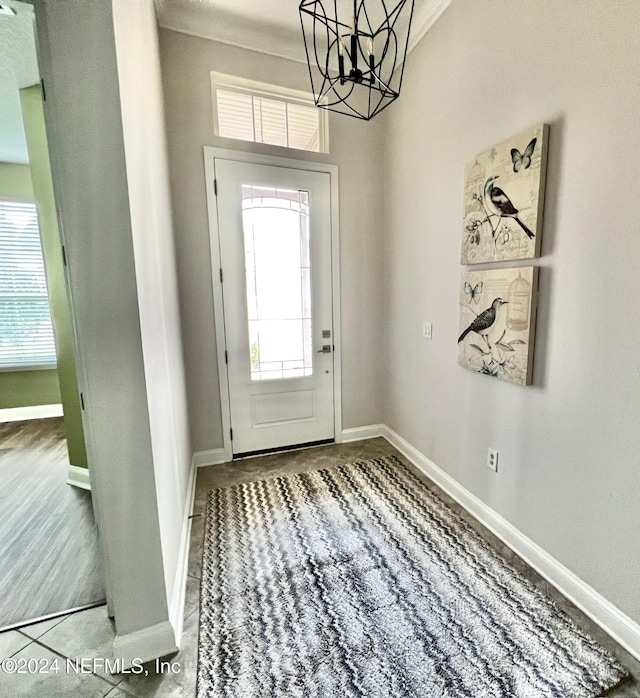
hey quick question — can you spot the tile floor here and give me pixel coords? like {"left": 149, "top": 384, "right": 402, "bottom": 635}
{"left": 1, "top": 438, "right": 638, "bottom": 697}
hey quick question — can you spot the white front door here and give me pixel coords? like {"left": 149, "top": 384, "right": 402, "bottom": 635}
{"left": 213, "top": 158, "right": 335, "bottom": 456}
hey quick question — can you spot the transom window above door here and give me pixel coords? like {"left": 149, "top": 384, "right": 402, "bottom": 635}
{"left": 211, "top": 72, "right": 328, "bottom": 154}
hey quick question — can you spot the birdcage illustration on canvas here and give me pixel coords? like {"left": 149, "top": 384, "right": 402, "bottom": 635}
{"left": 458, "top": 266, "right": 538, "bottom": 386}
{"left": 506, "top": 271, "right": 531, "bottom": 331}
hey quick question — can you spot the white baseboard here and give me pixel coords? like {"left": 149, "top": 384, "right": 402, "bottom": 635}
{"left": 340, "top": 424, "right": 385, "bottom": 442}
{"left": 113, "top": 620, "right": 177, "bottom": 668}
{"left": 168, "top": 459, "right": 198, "bottom": 648}
{"left": 192, "top": 448, "right": 227, "bottom": 467}
{"left": 67, "top": 464, "right": 91, "bottom": 490}
{"left": 380, "top": 425, "right": 640, "bottom": 663}
{"left": 0, "top": 403, "right": 63, "bottom": 422}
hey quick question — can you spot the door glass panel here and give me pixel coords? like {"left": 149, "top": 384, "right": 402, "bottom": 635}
{"left": 241, "top": 185, "right": 313, "bottom": 381}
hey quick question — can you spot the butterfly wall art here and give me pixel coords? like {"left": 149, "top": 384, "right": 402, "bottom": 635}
{"left": 511, "top": 138, "right": 537, "bottom": 172}
{"left": 462, "top": 123, "right": 549, "bottom": 264}
{"left": 464, "top": 281, "right": 483, "bottom": 304}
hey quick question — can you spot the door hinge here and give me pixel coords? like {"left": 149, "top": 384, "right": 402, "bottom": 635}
{"left": 214, "top": 179, "right": 218, "bottom": 196}
{"left": 61, "top": 245, "right": 67, "bottom": 267}
{"left": 80, "top": 392, "right": 85, "bottom": 410}
{"left": 219, "top": 268, "right": 223, "bottom": 283}
{"left": 41, "top": 78, "right": 46, "bottom": 101}
{"left": 230, "top": 428, "right": 233, "bottom": 441}
{"left": 224, "top": 350, "right": 228, "bottom": 364}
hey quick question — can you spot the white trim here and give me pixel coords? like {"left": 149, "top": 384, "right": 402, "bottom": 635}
{"left": 168, "top": 459, "right": 198, "bottom": 648}
{"left": 192, "top": 448, "right": 228, "bottom": 468}
{"left": 0, "top": 403, "right": 63, "bottom": 422}
{"left": 0, "top": 364, "right": 57, "bottom": 373}
{"left": 113, "top": 620, "right": 177, "bottom": 668}
{"left": 203, "top": 148, "right": 342, "bottom": 459}
{"left": 328, "top": 166, "right": 342, "bottom": 445}
{"left": 341, "top": 424, "right": 385, "bottom": 443}
{"left": 380, "top": 425, "right": 640, "bottom": 663}
{"left": 204, "top": 148, "right": 339, "bottom": 173}
{"left": 67, "top": 464, "right": 91, "bottom": 491}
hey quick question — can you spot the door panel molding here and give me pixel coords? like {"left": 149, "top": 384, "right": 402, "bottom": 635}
{"left": 204, "top": 148, "right": 342, "bottom": 461}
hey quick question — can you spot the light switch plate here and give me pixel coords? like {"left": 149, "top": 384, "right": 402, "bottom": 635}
{"left": 422, "top": 322, "right": 432, "bottom": 340}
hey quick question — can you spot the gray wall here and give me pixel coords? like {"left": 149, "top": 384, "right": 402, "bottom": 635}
{"left": 112, "top": 0, "right": 192, "bottom": 629}
{"left": 380, "top": 0, "right": 640, "bottom": 623}
{"left": 34, "top": 0, "right": 179, "bottom": 644}
{"left": 159, "top": 30, "right": 387, "bottom": 453}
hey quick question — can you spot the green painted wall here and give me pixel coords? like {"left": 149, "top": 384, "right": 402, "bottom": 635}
{"left": 0, "top": 161, "right": 62, "bottom": 409}
{"left": 20, "top": 85, "right": 88, "bottom": 469}
{"left": 0, "top": 162, "right": 34, "bottom": 200}
{"left": 0, "top": 370, "right": 61, "bottom": 408}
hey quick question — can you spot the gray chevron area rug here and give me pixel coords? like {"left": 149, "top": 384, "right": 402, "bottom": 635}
{"left": 197, "top": 455, "right": 628, "bottom": 697}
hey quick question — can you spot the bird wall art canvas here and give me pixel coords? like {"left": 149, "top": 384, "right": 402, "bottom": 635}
{"left": 458, "top": 266, "right": 538, "bottom": 386}
{"left": 462, "top": 124, "right": 549, "bottom": 264}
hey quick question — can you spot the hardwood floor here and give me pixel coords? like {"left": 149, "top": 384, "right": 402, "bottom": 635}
{"left": 0, "top": 418, "right": 105, "bottom": 630}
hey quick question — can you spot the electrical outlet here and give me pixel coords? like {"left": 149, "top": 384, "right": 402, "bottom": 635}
{"left": 487, "top": 448, "right": 498, "bottom": 472}
{"left": 422, "top": 322, "right": 432, "bottom": 340}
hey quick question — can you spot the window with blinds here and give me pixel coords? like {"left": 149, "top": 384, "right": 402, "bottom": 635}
{"left": 0, "top": 200, "right": 57, "bottom": 369}
{"left": 212, "top": 73, "right": 327, "bottom": 154}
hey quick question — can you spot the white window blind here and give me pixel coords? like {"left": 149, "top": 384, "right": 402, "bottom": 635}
{"left": 212, "top": 74, "right": 328, "bottom": 154}
{"left": 0, "top": 201, "right": 57, "bottom": 369}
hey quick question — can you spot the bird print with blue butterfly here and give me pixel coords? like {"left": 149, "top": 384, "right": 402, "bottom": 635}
{"left": 461, "top": 123, "right": 548, "bottom": 264}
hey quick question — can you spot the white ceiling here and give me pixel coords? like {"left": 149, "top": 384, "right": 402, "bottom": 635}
{"left": 155, "top": 0, "right": 453, "bottom": 65}
{"left": 0, "top": 1, "right": 39, "bottom": 165}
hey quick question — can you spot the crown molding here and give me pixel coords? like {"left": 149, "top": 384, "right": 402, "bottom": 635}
{"left": 156, "top": 0, "right": 453, "bottom": 65}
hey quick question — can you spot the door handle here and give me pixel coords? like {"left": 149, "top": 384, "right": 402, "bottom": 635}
{"left": 317, "top": 345, "right": 332, "bottom": 353}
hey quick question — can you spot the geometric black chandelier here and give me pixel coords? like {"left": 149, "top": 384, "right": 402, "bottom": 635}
{"left": 299, "top": 0, "right": 415, "bottom": 120}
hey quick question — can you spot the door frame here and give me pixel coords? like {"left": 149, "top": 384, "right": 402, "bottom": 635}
{"left": 204, "top": 147, "right": 342, "bottom": 462}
